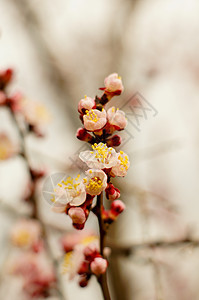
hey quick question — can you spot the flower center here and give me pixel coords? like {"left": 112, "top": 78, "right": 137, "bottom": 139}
{"left": 15, "top": 231, "right": 30, "bottom": 246}
{"left": 84, "top": 176, "right": 103, "bottom": 191}
{"left": 53, "top": 175, "right": 81, "bottom": 198}
{"left": 91, "top": 143, "right": 113, "bottom": 163}
{"left": 85, "top": 109, "right": 99, "bottom": 122}
{"left": 0, "top": 146, "right": 7, "bottom": 159}
{"left": 118, "top": 151, "right": 129, "bottom": 171}
{"left": 62, "top": 252, "right": 73, "bottom": 274}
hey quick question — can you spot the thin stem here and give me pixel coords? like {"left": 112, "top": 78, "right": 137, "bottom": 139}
{"left": 96, "top": 193, "right": 111, "bottom": 300}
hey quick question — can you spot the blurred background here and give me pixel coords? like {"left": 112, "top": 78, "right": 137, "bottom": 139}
{"left": 0, "top": 0, "right": 199, "bottom": 299}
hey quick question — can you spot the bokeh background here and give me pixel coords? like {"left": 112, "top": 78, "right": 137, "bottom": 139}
{"left": 0, "top": 0, "right": 199, "bottom": 299}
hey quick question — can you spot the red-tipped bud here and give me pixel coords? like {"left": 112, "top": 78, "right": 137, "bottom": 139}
{"left": 79, "top": 275, "right": 89, "bottom": 287}
{"left": 0, "top": 68, "right": 13, "bottom": 90}
{"left": 30, "top": 168, "right": 46, "bottom": 180}
{"left": 0, "top": 91, "right": 6, "bottom": 106}
{"left": 106, "top": 135, "right": 122, "bottom": 147}
{"left": 105, "top": 183, "right": 120, "bottom": 201}
{"left": 76, "top": 128, "right": 94, "bottom": 143}
{"left": 109, "top": 200, "right": 125, "bottom": 221}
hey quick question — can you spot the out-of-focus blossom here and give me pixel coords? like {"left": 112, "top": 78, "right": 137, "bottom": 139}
{"left": 107, "top": 106, "right": 127, "bottom": 130}
{"left": 62, "top": 235, "right": 98, "bottom": 279}
{"left": 105, "top": 183, "right": 120, "bottom": 201}
{"left": 60, "top": 230, "right": 97, "bottom": 253}
{"left": 76, "top": 127, "right": 95, "bottom": 143}
{"left": 0, "top": 133, "right": 18, "bottom": 160}
{"left": 79, "top": 142, "right": 117, "bottom": 169}
{"left": 11, "top": 219, "right": 42, "bottom": 252}
{"left": 78, "top": 96, "right": 95, "bottom": 114}
{"left": 8, "top": 93, "right": 50, "bottom": 136}
{"left": 90, "top": 257, "right": 108, "bottom": 276}
{"left": 51, "top": 175, "right": 87, "bottom": 213}
{"left": 22, "top": 99, "right": 50, "bottom": 136}
{"left": 83, "top": 109, "right": 107, "bottom": 131}
{"left": 111, "top": 151, "right": 130, "bottom": 177}
{"left": 83, "top": 169, "right": 107, "bottom": 196}
{"left": 10, "top": 252, "right": 56, "bottom": 298}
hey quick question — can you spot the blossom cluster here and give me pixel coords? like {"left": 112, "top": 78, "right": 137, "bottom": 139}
{"left": 61, "top": 231, "right": 108, "bottom": 287}
{"left": 51, "top": 73, "right": 129, "bottom": 231}
{"left": 50, "top": 73, "right": 129, "bottom": 286}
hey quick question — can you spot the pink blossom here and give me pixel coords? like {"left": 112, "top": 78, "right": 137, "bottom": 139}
{"left": 11, "top": 219, "right": 42, "bottom": 250}
{"left": 104, "top": 73, "right": 124, "bottom": 94}
{"left": 111, "top": 151, "right": 130, "bottom": 177}
{"left": 83, "top": 109, "right": 107, "bottom": 131}
{"left": 51, "top": 175, "right": 87, "bottom": 213}
{"left": 83, "top": 169, "right": 107, "bottom": 196}
{"left": 107, "top": 106, "right": 127, "bottom": 130}
{"left": 90, "top": 257, "right": 108, "bottom": 275}
{"left": 78, "top": 96, "right": 95, "bottom": 113}
{"left": 79, "top": 142, "right": 117, "bottom": 169}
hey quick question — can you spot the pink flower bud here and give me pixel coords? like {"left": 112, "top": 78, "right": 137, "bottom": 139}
{"left": 104, "top": 73, "right": 124, "bottom": 94}
{"left": 90, "top": 257, "right": 108, "bottom": 276}
{"left": 105, "top": 183, "right": 120, "bottom": 201}
{"left": 76, "top": 128, "right": 94, "bottom": 143}
{"left": 78, "top": 96, "right": 95, "bottom": 114}
{"left": 68, "top": 207, "right": 86, "bottom": 225}
{"left": 106, "top": 135, "right": 122, "bottom": 147}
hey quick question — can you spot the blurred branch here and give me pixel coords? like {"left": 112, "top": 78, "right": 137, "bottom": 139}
{"left": 9, "top": 0, "right": 79, "bottom": 128}
{"left": 6, "top": 107, "right": 65, "bottom": 299}
{"left": 108, "top": 236, "right": 199, "bottom": 256}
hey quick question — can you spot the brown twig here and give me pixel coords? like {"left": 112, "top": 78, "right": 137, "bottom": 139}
{"left": 96, "top": 193, "right": 111, "bottom": 300}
